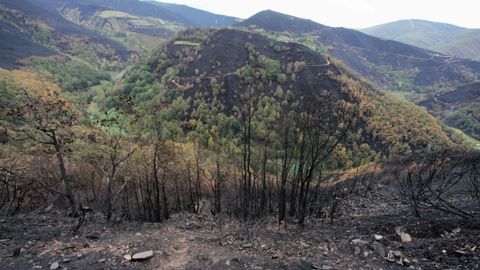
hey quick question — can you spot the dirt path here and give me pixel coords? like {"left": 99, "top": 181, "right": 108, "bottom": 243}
{"left": 162, "top": 230, "right": 190, "bottom": 270}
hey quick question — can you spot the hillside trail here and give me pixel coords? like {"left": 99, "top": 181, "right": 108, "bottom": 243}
{"left": 162, "top": 229, "right": 190, "bottom": 269}
{"left": 158, "top": 218, "right": 228, "bottom": 270}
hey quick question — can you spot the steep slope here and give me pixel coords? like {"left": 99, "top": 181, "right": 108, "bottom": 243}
{"left": 114, "top": 28, "right": 452, "bottom": 155}
{"left": 361, "top": 20, "right": 480, "bottom": 60}
{"left": 0, "top": 0, "right": 132, "bottom": 68}
{"left": 434, "top": 29, "right": 480, "bottom": 60}
{"left": 0, "top": 21, "right": 56, "bottom": 69}
{"left": 62, "top": 0, "right": 191, "bottom": 25}
{"left": 58, "top": 2, "right": 184, "bottom": 53}
{"left": 0, "top": 0, "right": 241, "bottom": 67}
{"left": 146, "top": 1, "right": 240, "bottom": 27}
{"left": 237, "top": 10, "right": 480, "bottom": 94}
{"left": 420, "top": 83, "right": 480, "bottom": 139}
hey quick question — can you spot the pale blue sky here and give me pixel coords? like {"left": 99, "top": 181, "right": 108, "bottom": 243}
{"left": 156, "top": 0, "right": 480, "bottom": 28}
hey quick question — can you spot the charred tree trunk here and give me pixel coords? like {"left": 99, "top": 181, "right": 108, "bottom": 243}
{"left": 105, "top": 167, "right": 115, "bottom": 221}
{"left": 260, "top": 143, "right": 268, "bottom": 216}
{"left": 51, "top": 131, "right": 78, "bottom": 216}
{"left": 161, "top": 174, "right": 169, "bottom": 220}
{"left": 152, "top": 142, "right": 163, "bottom": 221}
{"left": 278, "top": 121, "right": 291, "bottom": 223}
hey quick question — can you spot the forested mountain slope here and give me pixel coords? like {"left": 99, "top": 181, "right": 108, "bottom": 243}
{"left": 111, "top": 28, "right": 453, "bottom": 156}
{"left": 420, "top": 82, "right": 480, "bottom": 140}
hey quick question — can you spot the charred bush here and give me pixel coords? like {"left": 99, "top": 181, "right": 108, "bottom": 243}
{"left": 394, "top": 150, "right": 479, "bottom": 219}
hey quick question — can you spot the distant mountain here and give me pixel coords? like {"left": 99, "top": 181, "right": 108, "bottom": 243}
{"left": 237, "top": 10, "right": 480, "bottom": 94}
{"left": 361, "top": 20, "right": 480, "bottom": 60}
{"left": 145, "top": 1, "right": 240, "bottom": 28}
{"left": 64, "top": 0, "right": 192, "bottom": 25}
{"left": 0, "top": 0, "right": 245, "bottom": 69}
{"left": 361, "top": 20, "right": 464, "bottom": 49}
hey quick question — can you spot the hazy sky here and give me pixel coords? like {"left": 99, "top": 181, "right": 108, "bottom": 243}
{"left": 157, "top": 0, "right": 480, "bottom": 28}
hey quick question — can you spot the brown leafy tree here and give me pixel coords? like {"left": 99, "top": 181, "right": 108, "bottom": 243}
{"left": 0, "top": 70, "right": 80, "bottom": 215}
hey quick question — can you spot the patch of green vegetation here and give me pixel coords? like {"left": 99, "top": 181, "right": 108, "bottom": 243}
{"left": 23, "top": 56, "right": 111, "bottom": 92}
{"left": 173, "top": 40, "right": 201, "bottom": 46}
{"left": 173, "top": 33, "right": 205, "bottom": 45}
{"left": 443, "top": 110, "right": 480, "bottom": 140}
{"left": 249, "top": 28, "right": 327, "bottom": 54}
{"left": 113, "top": 31, "right": 165, "bottom": 53}
{"left": 99, "top": 10, "right": 139, "bottom": 19}
{"left": 374, "top": 65, "right": 422, "bottom": 92}
{"left": 445, "top": 126, "right": 480, "bottom": 150}
{"left": 62, "top": 8, "right": 184, "bottom": 53}
{"left": 260, "top": 56, "right": 281, "bottom": 81}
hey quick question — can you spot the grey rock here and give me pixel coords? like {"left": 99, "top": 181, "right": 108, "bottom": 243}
{"left": 351, "top": 238, "right": 369, "bottom": 245}
{"left": 132, "top": 250, "right": 154, "bottom": 261}
{"left": 50, "top": 262, "right": 60, "bottom": 270}
{"left": 395, "top": 227, "right": 412, "bottom": 243}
